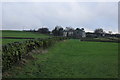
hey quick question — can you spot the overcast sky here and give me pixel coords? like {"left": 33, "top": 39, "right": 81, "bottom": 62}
{"left": 1, "top": 2, "right": 118, "bottom": 33}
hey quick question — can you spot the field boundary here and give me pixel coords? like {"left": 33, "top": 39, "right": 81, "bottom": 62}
{"left": 1, "top": 37, "right": 35, "bottom": 39}
{"left": 81, "top": 39, "right": 120, "bottom": 43}
{"left": 2, "top": 37, "right": 68, "bottom": 72}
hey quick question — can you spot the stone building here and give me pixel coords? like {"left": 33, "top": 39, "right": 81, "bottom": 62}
{"left": 63, "top": 28, "right": 86, "bottom": 38}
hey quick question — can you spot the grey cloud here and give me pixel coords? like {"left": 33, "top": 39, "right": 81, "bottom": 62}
{"left": 2, "top": 2, "right": 118, "bottom": 33}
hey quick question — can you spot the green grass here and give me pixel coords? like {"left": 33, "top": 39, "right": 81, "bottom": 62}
{"left": 2, "top": 30, "right": 49, "bottom": 38}
{"left": 2, "top": 39, "right": 29, "bottom": 45}
{"left": 3, "top": 40, "right": 118, "bottom": 78}
{"left": 1, "top": 30, "right": 50, "bottom": 44}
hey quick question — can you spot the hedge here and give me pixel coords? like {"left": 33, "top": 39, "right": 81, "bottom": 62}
{"left": 2, "top": 37, "right": 67, "bottom": 72}
{"left": 80, "top": 38, "right": 120, "bottom": 43}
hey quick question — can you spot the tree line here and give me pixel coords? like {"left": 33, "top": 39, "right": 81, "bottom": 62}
{"left": 25, "top": 25, "right": 117, "bottom": 37}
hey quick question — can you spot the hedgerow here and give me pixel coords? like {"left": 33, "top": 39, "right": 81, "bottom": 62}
{"left": 80, "top": 38, "right": 120, "bottom": 43}
{"left": 2, "top": 37, "right": 67, "bottom": 71}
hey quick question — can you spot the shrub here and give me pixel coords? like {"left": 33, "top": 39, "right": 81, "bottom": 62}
{"left": 2, "top": 37, "right": 68, "bottom": 71}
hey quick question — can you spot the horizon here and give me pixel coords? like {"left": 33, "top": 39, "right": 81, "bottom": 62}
{"left": 1, "top": 28, "right": 119, "bottom": 34}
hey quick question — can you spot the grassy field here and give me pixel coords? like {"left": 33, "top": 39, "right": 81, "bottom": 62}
{"left": 2, "top": 39, "right": 29, "bottom": 45}
{"left": 1, "top": 30, "right": 50, "bottom": 44}
{"left": 3, "top": 39, "right": 118, "bottom": 78}
{"left": 2, "top": 30, "right": 49, "bottom": 38}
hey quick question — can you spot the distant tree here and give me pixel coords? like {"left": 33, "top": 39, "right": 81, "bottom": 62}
{"left": 108, "top": 31, "right": 112, "bottom": 34}
{"left": 81, "top": 28, "right": 84, "bottom": 31}
{"left": 52, "top": 26, "right": 63, "bottom": 36}
{"left": 94, "top": 28, "right": 104, "bottom": 34}
{"left": 59, "top": 27, "right": 64, "bottom": 36}
{"left": 76, "top": 28, "right": 80, "bottom": 30}
{"left": 38, "top": 28, "right": 50, "bottom": 34}
{"left": 94, "top": 28, "right": 104, "bottom": 37}
{"left": 52, "top": 28, "right": 57, "bottom": 36}
{"left": 76, "top": 28, "right": 84, "bottom": 31}
{"left": 33, "top": 29, "right": 36, "bottom": 32}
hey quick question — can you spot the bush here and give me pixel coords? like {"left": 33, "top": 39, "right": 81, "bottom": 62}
{"left": 80, "top": 38, "right": 120, "bottom": 43}
{"left": 2, "top": 37, "right": 68, "bottom": 71}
